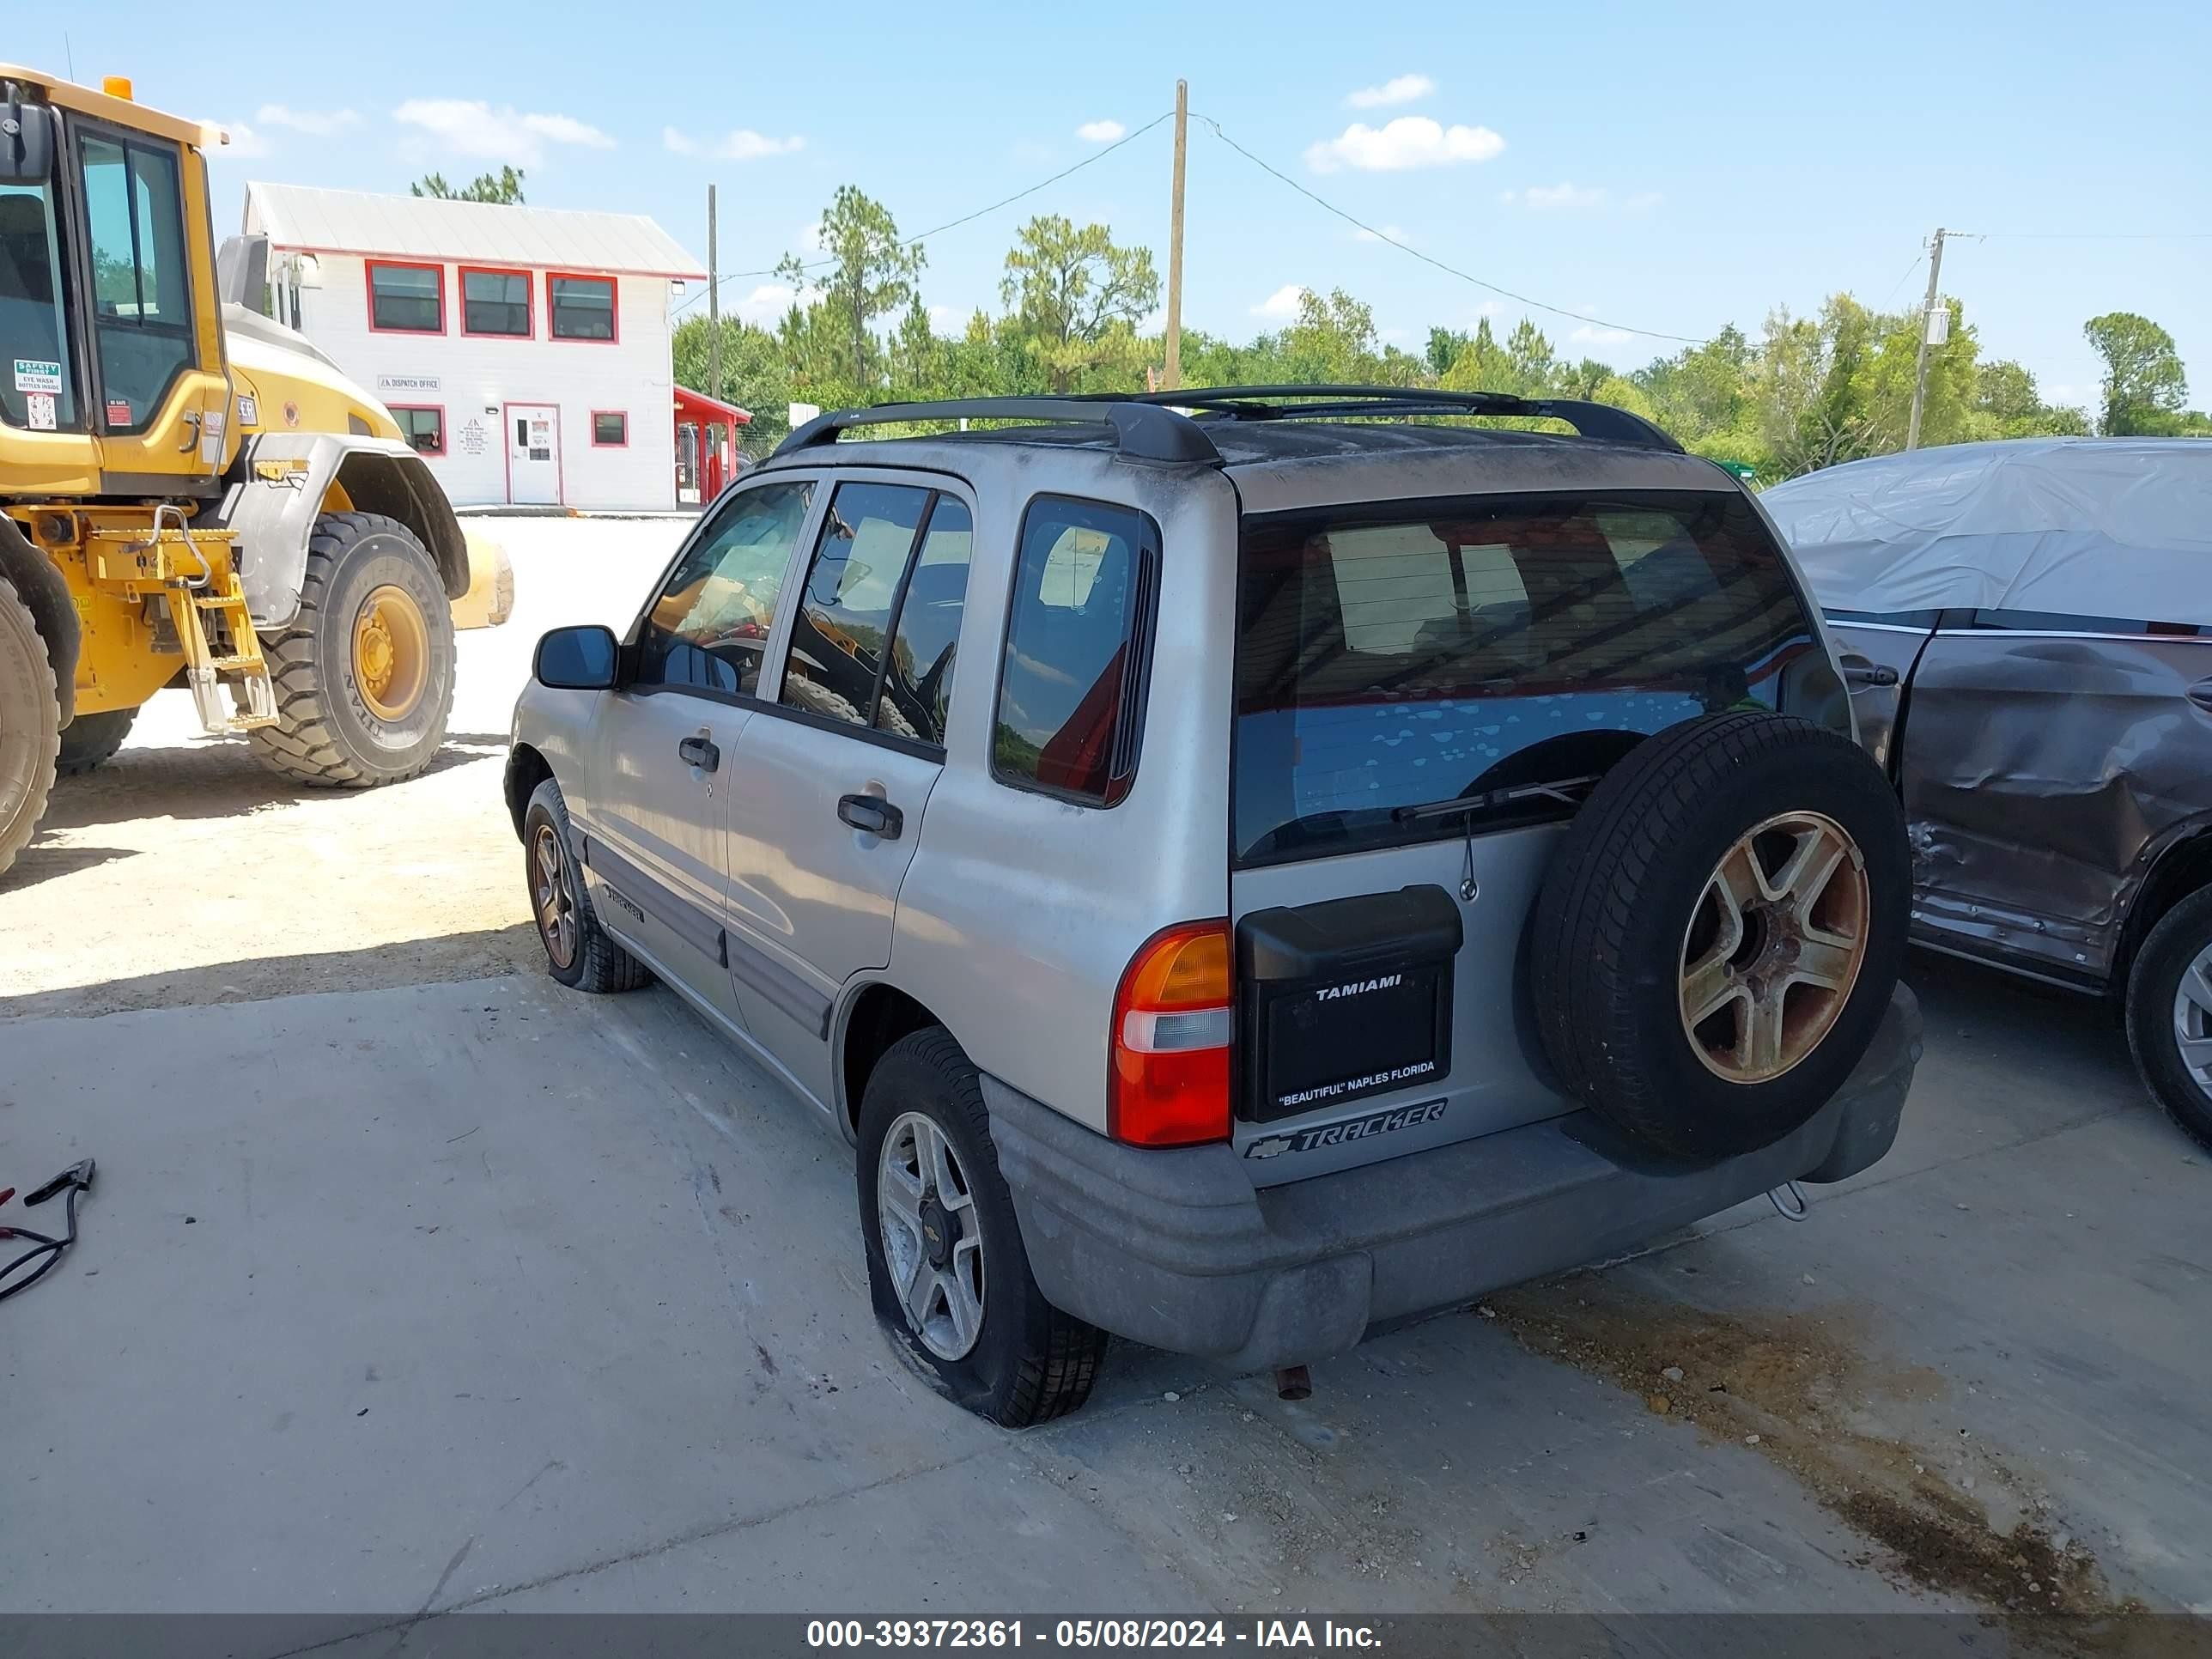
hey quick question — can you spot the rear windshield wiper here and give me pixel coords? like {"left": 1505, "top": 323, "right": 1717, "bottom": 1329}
{"left": 1390, "top": 775, "right": 1601, "bottom": 823}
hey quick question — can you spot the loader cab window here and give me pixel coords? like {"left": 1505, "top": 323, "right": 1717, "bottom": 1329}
{"left": 79, "top": 131, "right": 195, "bottom": 433}
{"left": 0, "top": 180, "right": 79, "bottom": 430}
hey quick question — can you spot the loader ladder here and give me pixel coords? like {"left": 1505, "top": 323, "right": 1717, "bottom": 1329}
{"left": 85, "top": 506, "right": 276, "bottom": 732}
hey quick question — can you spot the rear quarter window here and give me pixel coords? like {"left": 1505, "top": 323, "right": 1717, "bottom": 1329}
{"left": 993, "top": 495, "right": 1158, "bottom": 805}
{"left": 1234, "top": 490, "right": 1822, "bottom": 864}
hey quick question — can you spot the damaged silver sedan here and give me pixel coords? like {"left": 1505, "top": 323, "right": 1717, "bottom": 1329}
{"left": 1766, "top": 437, "right": 2212, "bottom": 1150}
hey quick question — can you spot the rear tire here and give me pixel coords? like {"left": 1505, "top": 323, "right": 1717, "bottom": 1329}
{"left": 1530, "top": 711, "right": 1911, "bottom": 1160}
{"left": 522, "top": 778, "right": 651, "bottom": 994}
{"left": 57, "top": 707, "right": 137, "bottom": 776}
{"left": 857, "top": 1029, "right": 1107, "bottom": 1425}
{"left": 250, "top": 512, "right": 455, "bottom": 788}
{"left": 0, "top": 577, "right": 59, "bottom": 881}
{"left": 2124, "top": 886, "right": 2212, "bottom": 1153}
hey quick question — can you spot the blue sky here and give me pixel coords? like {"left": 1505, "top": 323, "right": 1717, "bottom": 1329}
{"left": 36, "top": 0, "right": 2211, "bottom": 411}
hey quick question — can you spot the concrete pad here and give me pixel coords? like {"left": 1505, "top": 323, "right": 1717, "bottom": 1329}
{"left": 3, "top": 950, "right": 2208, "bottom": 1623}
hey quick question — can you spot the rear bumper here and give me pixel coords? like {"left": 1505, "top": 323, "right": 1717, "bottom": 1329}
{"left": 985, "top": 984, "right": 1921, "bottom": 1372}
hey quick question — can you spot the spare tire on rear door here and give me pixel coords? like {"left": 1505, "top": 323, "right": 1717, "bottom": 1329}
{"left": 1529, "top": 710, "right": 1908, "bottom": 1160}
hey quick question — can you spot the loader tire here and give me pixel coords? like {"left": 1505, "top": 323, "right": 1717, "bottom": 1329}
{"left": 250, "top": 512, "right": 455, "bottom": 788}
{"left": 0, "top": 576, "right": 60, "bottom": 881}
{"left": 57, "top": 707, "right": 137, "bottom": 775}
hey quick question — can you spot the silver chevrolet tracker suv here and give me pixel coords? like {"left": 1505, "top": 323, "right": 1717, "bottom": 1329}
{"left": 505, "top": 386, "right": 1923, "bottom": 1425}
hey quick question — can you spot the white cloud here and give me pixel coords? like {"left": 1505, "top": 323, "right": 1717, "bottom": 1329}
{"left": 1251, "top": 283, "right": 1307, "bottom": 321}
{"left": 1568, "top": 324, "right": 1633, "bottom": 346}
{"left": 927, "top": 304, "right": 964, "bottom": 333}
{"left": 1346, "top": 74, "right": 1435, "bottom": 109}
{"left": 1305, "top": 117, "right": 1504, "bottom": 173}
{"left": 255, "top": 104, "right": 358, "bottom": 137}
{"left": 1523, "top": 181, "right": 1607, "bottom": 210}
{"left": 734, "top": 283, "right": 820, "bottom": 325}
{"left": 1624, "top": 190, "right": 1664, "bottom": 211}
{"left": 219, "top": 122, "right": 270, "bottom": 159}
{"left": 392, "top": 99, "right": 615, "bottom": 166}
{"left": 1075, "top": 118, "right": 1126, "bottom": 143}
{"left": 1474, "top": 300, "right": 1505, "bottom": 319}
{"left": 1353, "top": 223, "right": 1411, "bottom": 245}
{"left": 665, "top": 125, "right": 805, "bottom": 161}
{"left": 797, "top": 221, "right": 824, "bottom": 253}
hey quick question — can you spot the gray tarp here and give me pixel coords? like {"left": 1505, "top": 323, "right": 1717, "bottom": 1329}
{"left": 1762, "top": 437, "right": 2212, "bottom": 627}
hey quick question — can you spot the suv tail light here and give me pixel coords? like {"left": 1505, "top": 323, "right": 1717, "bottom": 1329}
{"left": 1109, "top": 921, "right": 1232, "bottom": 1146}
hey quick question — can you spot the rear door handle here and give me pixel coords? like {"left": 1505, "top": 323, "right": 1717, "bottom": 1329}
{"left": 678, "top": 733, "right": 720, "bottom": 772}
{"left": 837, "top": 794, "right": 902, "bottom": 839}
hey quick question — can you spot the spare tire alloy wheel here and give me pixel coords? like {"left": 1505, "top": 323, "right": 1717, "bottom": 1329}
{"left": 1680, "top": 811, "right": 1870, "bottom": 1082}
{"left": 877, "top": 1111, "right": 987, "bottom": 1362}
{"left": 1531, "top": 711, "right": 1910, "bottom": 1161}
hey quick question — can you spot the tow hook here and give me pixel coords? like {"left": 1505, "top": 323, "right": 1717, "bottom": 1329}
{"left": 1766, "top": 1180, "right": 1810, "bottom": 1221}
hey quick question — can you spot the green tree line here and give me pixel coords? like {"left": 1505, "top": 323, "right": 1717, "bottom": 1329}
{"left": 674, "top": 186, "right": 2211, "bottom": 477}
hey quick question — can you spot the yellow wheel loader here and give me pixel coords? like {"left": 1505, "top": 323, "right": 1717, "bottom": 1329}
{"left": 0, "top": 67, "right": 510, "bottom": 878}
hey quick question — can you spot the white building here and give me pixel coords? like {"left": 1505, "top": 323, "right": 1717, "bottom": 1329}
{"left": 241, "top": 183, "right": 707, "bottom": 511}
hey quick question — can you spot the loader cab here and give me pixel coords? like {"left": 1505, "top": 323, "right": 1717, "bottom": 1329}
{"left": 0, "top": 68, "right": 232, "bottom": 496}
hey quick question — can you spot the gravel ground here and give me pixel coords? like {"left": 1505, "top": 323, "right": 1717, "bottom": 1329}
{"left": 0, "top": 516, "right": 687, "bottom": 1021}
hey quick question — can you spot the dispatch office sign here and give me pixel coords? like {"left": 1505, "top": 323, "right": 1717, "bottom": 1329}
{"left": 376, "top": 374, "right": 442, "bottom": 395}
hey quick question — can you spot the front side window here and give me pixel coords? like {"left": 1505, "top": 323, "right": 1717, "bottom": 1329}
{"left": 1233, "top": 490, "right": 1820, "bottom": 864}
{"left": 0, "top": 178, "right": 78, "bottom": 429}
{"left": 368, "top": 261, "right": 443, "bottom": 332}
{"left": 549, "top": 274, "right": 615, "bottom": 341}
{"left": 994, "top": 496, "right": 1155, "bottom": 805}
{"left": 390, "top": 405, "right": 444, "bottom": 456}
{"left": 80, "top": 131, "right": 194, "bottom": 430}
{"left": 460, "top": 266, "right": 530, "bottom": 337}
{"left": 634, "top": 478, "right": 815, "bottom": 696}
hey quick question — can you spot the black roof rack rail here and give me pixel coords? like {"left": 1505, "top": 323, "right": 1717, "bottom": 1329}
{"left": 1084, "top": 385, "right": 1685, "bottom": 453}
{"left": 775, "top": 398, "right": 1222, "bottom": 465}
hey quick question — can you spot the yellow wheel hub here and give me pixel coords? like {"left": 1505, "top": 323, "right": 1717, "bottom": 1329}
{"left": 354, "top": 586, "right": 431, "bottom": 723}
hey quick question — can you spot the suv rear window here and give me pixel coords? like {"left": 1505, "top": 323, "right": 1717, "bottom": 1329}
{"left": 1234, "top": 490, "right": 1820, "bottom": 864}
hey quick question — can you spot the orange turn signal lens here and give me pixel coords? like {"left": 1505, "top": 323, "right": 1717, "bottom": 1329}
{"left": 1109, "top": 921, "right": 1233, "bottom": 1147}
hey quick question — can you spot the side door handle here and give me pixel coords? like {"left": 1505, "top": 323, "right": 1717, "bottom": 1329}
{"left": 2190, "top": 678, "right": 2212, "bottom": 715}
{"left": 678, "top": 732, "right": 720, "bottom": 772}
{"left": 837, "top": 793, "right": 903, "bottom": 839}
{"left": 1840, "top": 655, "right": 1899, "bottom": 689}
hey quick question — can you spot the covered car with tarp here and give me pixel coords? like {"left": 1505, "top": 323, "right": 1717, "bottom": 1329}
{"left": 1764, "top": 437, "right": 2212, "bottom": 1149}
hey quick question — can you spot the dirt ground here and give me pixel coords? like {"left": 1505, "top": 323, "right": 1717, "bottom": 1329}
{"left": 0, "top": 516, "right": 685, "bottom": 1020}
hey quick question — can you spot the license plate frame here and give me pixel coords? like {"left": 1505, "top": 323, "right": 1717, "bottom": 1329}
{"left": 1244, "top": 959, "right": 1454, "bottom": 1124}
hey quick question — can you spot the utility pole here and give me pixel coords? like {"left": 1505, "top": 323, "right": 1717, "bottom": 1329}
{"left": 1163, "top": 79, "right": 1188, "bottom": 392}
{"left": 707, "top": 184, "right": 722, "bottom": 404}
{"left": 1905, "top": 227, "right": 1947, "bottom": 452}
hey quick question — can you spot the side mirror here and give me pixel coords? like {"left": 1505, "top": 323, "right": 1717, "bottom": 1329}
{"left": 0, "top": 94, "right": 56, "bottom": 185}
{"left": 535, "top": 625, "right": 619, "bottom": 690}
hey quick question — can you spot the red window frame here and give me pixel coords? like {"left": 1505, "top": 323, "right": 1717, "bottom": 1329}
{"left": 365, "top": 259, "right": 446, "bottom": 334}
{"left": 590, "top": 409, "right": 629, "bottom": 447}
{"left": 388, "top": 403, "right": 447, "bottom": 457}
{"left": 545, "top": 270, "right": 619, "bottom": 344}
{"left": 458, "top": 264, "right": 534, "bottom": 339}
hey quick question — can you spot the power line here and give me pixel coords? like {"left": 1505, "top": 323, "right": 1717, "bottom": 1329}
{"left": 1192, "top": 112, "right": 1706, "bottom": 346}
{"left": 673, "top": 111, "right": 1175, "bottom": 319}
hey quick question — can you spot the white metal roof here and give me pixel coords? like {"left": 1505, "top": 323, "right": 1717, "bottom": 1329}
{"left": 242, "top": 182, "right": 705, "bottom": 279}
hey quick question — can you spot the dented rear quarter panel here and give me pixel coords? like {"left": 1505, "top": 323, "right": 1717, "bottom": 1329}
{"left": 1894, "top": 628, "right": 2212, "bottom": 986}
